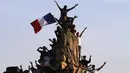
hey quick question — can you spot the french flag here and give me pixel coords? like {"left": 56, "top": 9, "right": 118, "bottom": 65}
{"left": 31, "top": 13, "right": 56, "bottom": 34}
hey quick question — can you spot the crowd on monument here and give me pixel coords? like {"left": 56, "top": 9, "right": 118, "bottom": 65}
{"left": 3, "top": 1, "right": 106, "bottom": 73}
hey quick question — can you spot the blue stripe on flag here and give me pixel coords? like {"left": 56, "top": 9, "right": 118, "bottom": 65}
{"left": 44, "top": 13, "right": 56, "bottom": 24}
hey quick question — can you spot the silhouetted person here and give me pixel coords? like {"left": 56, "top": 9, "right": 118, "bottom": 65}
{"left": 80, "top": 55, "right": 91, "bottom": 73}
{"left": 54, "top": 0, "right": 78, "bottom": 22}
{"left": 88, "top": 62, "right": 106, "bottom": 73}
{"left": 35, "top": 60, "right": 41, "bottom": 70}
{"left": 35, "top": 60, "right": 42, "bottom": 73}
{"left": 23, "top": 70, "right": 29, "bottom": 73}
{"left": 55, "top": 26, "right": 64, "bottom": 43}
{"left": 68, "top": 15, "right": 77, "bottom": 25}
{"left": 80, "top": 55, "right": 91, "bottom": 67}
{"left": 37, "top": 46, "right": 49, "bottom": 63}
{"left": 29, "top": 61, "right": 37, "bottom": 73}
{"left": 49, "top": 38, "right": 57, "bottom": 48}
{"left": 19, "top": 65, "right": 23, "bottom": 73}
{"left": 76, "top": 27, "right": 87, "bottom": 60}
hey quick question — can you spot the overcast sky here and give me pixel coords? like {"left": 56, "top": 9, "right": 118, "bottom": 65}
{"left": 0, "top": 0, "right": 130, "bottom": 73}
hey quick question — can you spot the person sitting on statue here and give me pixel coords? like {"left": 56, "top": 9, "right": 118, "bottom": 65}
{"left": 37, "top": 46, "right": 49, "bottom": 63}
{"left": 87, "top": 62, "right": 106, "bottom": 73}
{"left": 68, "top": 15, "right": 77, "bottom": 25}
{"left": 80, "top": 55, "right": 92, "bottom": 73}
{"left": 54, "top": 0, "right": 78, "bottom": 22}
{"left": 80, "top": 55, "right": 92, "bottom": 68}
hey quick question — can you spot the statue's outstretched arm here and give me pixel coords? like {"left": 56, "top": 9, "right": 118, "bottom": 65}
{"left": 97, "top": 62, "right": 106, "bottom": 71}
{"left": 67, "top": 4, "right": 78, "bottom": 11}
{"left": 54, "top": 0, "right": 61, "bottom": 10}
{"left": 80, "top": 27, "right": 87, "bottom": 37}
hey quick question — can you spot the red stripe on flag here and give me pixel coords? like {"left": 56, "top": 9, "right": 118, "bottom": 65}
{"left": 31, "top": 19, "right": 42, "bottom": 34}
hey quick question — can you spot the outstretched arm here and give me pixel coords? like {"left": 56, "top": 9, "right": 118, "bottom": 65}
{"left": 80, "top": 27, "right": 87, "bottom": 37}
{"left": 67, "top": 4, "right": 78, "bottom": 11}
{"left": 54, "top": 0, "right": 61, "bottom": 10}
{"left": 97, "top": 62, "right": 106, "bottom": 71}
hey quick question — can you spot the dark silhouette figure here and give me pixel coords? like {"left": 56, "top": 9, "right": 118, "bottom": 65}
{"left": 88, "top": 62, "right": 106, "bottom": 73}
{"left": 4, "top": 66, "right": 20, "bottom": 73}
{"left": 37, "top": 46, "right": 49, "bottom": 63}
{"left": 35, "top": 60, "right": 42, "bottom": 73}
{"left": 23, "top": 70, "right": 29, "bottom": 73}
{"left": 29, "top": 61, "right": 37, "bottom": 73}
{"left": 55, "top": 26, "right": 64, "bottom": 43}
{"left": 49, "top": 38, "right": 57, "bottom": 48}
{"left": 68, "top": 15, "right": 77, "bottom": 25}
{"left": 19, "top": 65, "right": 23, "bottom": 73}
{"left": 80, "top": 55, "right": 91, "bottom": 73}
{"left": 80, "top": 55, "right": 91, "bottom": 68}
{"left": 35, "top": 60, "right": 41, "bottom": 70}
{"left": 54, "top": 0, "right": 78, "bottom": 22}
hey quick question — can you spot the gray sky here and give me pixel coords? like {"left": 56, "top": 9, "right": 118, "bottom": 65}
{"left": 0, "top": 0, "right": 130, "bottom": 73}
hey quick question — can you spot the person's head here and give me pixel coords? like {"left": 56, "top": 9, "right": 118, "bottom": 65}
{"left": 57, "top": 26, "right": 60, "bottom": 30}
{"left": 72, "top": 24, "right": 75, "bottom": 29}
{"left": 83, "top": 55, "right": 86, "bottom": 60}
{"left": 76, "top": 32, "right": 79, "bottom": 37}
{"left": 63, "top": 5, "right": 67, "bottom": 9}
{"left": 92, "top": 65, "right": 95, "bottom": 69}
{"left": 53, "top": 38, "right": 56, "bottom": 42}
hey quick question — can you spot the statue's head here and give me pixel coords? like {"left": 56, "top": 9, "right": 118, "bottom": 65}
{"left": 64, "top": 5, "right": 67, "bottom": 9}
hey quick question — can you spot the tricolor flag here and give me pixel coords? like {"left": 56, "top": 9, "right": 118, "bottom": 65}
{"left": 31, "top": 13, "right": 56, "bottom": 34}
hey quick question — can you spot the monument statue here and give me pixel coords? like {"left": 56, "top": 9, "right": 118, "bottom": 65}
{"left": 3, "top": 1, "right": 106, "bottom": 73}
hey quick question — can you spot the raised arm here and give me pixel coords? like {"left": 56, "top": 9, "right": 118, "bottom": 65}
{"left": 67, "top": 4, "right": 78, "bottom": 11}
{"left": 80, "top": 27, "right": 87, "bottom": 37}
{"left": 88, "top": 55, "right": 92, "bottom": 63}
{"left": 97, "top": 62, "right": 106, "bottom": 71}
{"left": 30, "top": 61, "right": 33, "bottom": 67}
{"left": 49, "top": 39, "right": 53, "bottom": 43}
{"left": 37, "top": 47, "right": 43, "bottom": 52}
{"left": 54, "top": 0, "right": 61, "bottom": 10}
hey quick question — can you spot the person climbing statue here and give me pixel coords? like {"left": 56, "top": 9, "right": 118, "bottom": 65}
{"left": 68, "top": 15, "right": 77, "bottom": 25}
{"left": 76, "top": 27, "right": 87, "bottom": 60}
{"left": 54, "top": 0, "right": 78, "bottom": 22}
{"left": 88, "top": 62, "right": 106, "bottom": 73}
{"left": 37, "top": 46, "right": 49, "bottom": 63}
